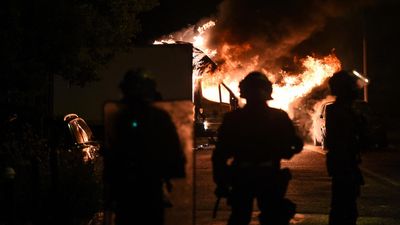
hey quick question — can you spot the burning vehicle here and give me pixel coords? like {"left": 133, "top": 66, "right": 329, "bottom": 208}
{"left": 155, "top": 20, "right": 342, "bottom": 143}
{"left": 152, "top": 0, "right": 387, "bottom": 147}
{"left": 192, "top": 47, "right": 239, "bottom": 136}
{"left": 193, "top": 85, "right": 235, "bottom": 137}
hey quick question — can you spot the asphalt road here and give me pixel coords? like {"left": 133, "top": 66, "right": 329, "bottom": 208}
{"left": 193, "top": 144, "right": 400, "bottom": 225}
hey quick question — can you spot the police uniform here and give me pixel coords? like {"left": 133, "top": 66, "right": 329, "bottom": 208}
{"left": 103, "top": 70, "right": 185, "bottom": 225}
{"left": 212, "top": 103, "right": 302, "bottom": 225}
{"left": 325, "top": 70, "right": 365, "bottom": 225}
{"left": 325, "top": 100, "right": 364, "bottom": 225}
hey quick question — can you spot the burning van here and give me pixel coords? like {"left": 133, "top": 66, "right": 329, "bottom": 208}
{"left": 194, "top": 81, "right": 238, "bottom": 137}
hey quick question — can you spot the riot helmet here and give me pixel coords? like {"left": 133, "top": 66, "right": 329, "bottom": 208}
{"left": 328, "top": 70, "right": 359, "bottom": 100}
{"left": 119, "top": 68, "right": 160, "bottom": 102}
{"left": 239, "top": 71, "right": 273, "bottom": 100}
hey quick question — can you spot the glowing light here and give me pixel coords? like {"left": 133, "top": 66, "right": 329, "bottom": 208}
{"left": 352, "top": 70, "right": 369, "bottom": 83}
{"left": 153, "top": 39, "right": 176, "bottom": 45}
{"left": 132, "top": 121, "right": 139, "bottom": 128}
{"left": 204, "top": 120, "right": 209, "bottom": 130}
{"left": 197, "top": 20, "right": 216, "bottom": 34}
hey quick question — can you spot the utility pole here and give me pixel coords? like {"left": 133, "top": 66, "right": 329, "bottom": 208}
{"left": 363, "top": 36, "right": 368, "bottom": 102}
{"left": 362, "top": 7, "right": 368, "bottom": 102}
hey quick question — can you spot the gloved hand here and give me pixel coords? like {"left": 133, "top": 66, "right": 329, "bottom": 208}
{"left": 282, "top": 136, "right": 304, "bottom": 159}
{"left": 214, "top": 185, "right": 231, "bottom": 198}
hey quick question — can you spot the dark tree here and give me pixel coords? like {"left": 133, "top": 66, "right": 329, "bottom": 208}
{"left": 1, "top": 0, "right": 158, "bottom": 110}
{"left": 0, "top": 2, "right": 158, "bottom": 224}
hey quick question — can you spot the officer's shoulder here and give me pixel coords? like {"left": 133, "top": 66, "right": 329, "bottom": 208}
{"left": 325, "top": 102, "right": 337, "bottom": 113}
{"left": 269, "top": 107, "right": 286, "bottom": 114}
{"left": 149, "top": 105, "right": 171, "bottom": 118}
{"left": 223, "top": 108, "right": 244, "bottom": 120}
{"left": 268, "top": 107, "right": 290, "bottom": 118}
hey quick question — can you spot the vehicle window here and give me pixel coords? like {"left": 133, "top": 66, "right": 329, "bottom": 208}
{"left": 67, "top": 118, "right": 94, "bottom": 144}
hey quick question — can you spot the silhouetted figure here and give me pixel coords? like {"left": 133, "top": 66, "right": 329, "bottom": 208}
{"left": 325, "top": 70, "right": 365, "bottom": 225}
{"left": 212, "top": 71, "right": 303, "bottom": 225}
{"left": 103, "top": 69, "right": 185, "bottom": 225}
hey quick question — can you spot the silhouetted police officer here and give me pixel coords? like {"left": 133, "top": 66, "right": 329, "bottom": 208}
{"left": 325, "top": 70, "right": 365, "bottom": 225}
{"left": 212, "top": 71, "right": 303, "bottom": 225}
{"left": 104, "top": 69, "right": 185, "bottom": 225}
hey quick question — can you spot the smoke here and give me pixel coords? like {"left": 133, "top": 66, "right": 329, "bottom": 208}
{"left": 153, "top": 0, "right": 376, "bottom": 141}
{"left": 202, "top": 0, "right": 374, "bottom": 141}
{"left": 207, "top": 0, "right": 373, "bottom": 72}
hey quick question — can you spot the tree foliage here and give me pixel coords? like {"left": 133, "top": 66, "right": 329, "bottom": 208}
{"left": 1, "top": 0, "right": 158, "bottom": 88}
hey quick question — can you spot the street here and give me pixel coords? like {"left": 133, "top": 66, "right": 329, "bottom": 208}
{"left": 193, "top": 144, "right": 400, "bottom": 225}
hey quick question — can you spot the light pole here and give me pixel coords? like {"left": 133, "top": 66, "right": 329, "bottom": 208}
{"left": 363, "top": 36, "right": 368, "bottom": 102}
{"left": 362, "top": 7, "right": 369, "bottom": 103}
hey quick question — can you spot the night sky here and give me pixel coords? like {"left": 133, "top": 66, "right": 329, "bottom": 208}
{"left": 136, "top": 0, "right": 223, "bottom": 44}
{"left": 137, "top": 0, "right": 400, "bottom": 129}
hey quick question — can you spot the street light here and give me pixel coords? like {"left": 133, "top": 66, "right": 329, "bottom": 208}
{"left": 352, "top": 70, "right": 369, "bottom": 102}
{"left": 352, "top": 70, "right": 369, "bottom": 84}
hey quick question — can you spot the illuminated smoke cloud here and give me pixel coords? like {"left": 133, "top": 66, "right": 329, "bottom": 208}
{"left": 153, "top": 0, "right": 375, "bottom": 141}
{"left": 207, "top": 0, "right": 373, "bottom": 73}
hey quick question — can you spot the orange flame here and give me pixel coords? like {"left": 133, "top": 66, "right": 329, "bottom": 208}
{"left": 269, "top": 55, "right": 341, "bottom": 112}
{"left": 154, "top": 20, "right": 341, "bottom": 117}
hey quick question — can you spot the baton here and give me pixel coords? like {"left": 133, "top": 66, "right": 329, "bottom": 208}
{"left": 212, "top": 197, "right": 221, "bottom": 218}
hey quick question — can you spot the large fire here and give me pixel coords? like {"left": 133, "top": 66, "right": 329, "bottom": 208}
{"left": 154, "top": 20, "right": 342, "bottom": 141}
{"left": 201, "top": 54, "right": 341, "bottom": 113}
{"left": 155, "top": 20, "right": 341, "bottom": 114}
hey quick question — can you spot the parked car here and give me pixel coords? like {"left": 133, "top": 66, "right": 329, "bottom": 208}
{"left": 312, "top": 101, "right": 333, "bottom": 149}
{"left": 63, "top": 113, "right": 100, "bottom": 162}
{"left": 312, "top": 100, "right": 387, "bottom": 150}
